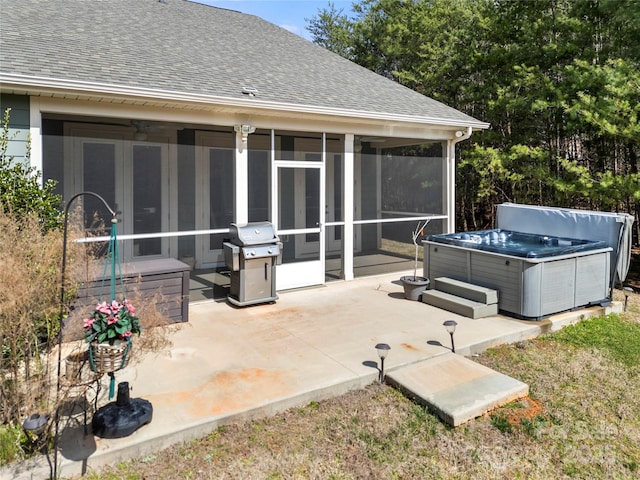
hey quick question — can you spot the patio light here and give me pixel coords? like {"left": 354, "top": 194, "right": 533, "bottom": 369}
{"left": 22, "top": 413, "right": 49, "bottom": 438}
{"left": 234, "top": 124, "right": 256, "bottom": 152}
{"left": 375, "top": 343, "right": 391, "bottom": 383}
{"left": 623, "top": 286, "right": 634, "bottom": 312}
{"left": 443, "top": 320, "right": 458, "bottom": 353}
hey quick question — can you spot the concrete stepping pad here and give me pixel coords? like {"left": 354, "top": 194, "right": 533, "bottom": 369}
{"left": 386, "top": 353, "right": 528, "bottom": 427}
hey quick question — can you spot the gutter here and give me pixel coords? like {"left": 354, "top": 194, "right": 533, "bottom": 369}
{"left": 451, "top": 126, "right": 473, "bottom": 145}
{"left": 0, "top": 73, "right": 491, "bottom": 130}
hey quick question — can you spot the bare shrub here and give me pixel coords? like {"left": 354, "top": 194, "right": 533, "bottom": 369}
{"left": 122, "top": 286, "right": 175, "bottom": 362}
{"left": 0, "top": 211, "right": 63, "bottom": 426}
{"left": 1, "top": 207, "right": 175, "bottom": 464}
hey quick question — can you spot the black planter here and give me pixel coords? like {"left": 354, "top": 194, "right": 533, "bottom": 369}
{"left": 400, "top": 276, "right": 430, "bottom": 301}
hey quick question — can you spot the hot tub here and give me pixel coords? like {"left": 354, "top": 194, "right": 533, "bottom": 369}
{"left": 430, "top": 229, "right": 609, "bottom": 259}
{"left": 424, "top": 229, "right": 612, "bottom": 319}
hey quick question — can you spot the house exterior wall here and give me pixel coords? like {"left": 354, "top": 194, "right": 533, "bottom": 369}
{"left": 0, "top": 94, "right": 30, "bottom": 163}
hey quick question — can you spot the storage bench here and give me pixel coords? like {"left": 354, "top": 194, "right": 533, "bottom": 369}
{"left": 72, "top": 258, "right": 190, "bottom": 326}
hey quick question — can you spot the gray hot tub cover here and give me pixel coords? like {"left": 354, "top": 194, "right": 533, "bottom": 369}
{"left": 496, "top": 203, "right": 634, "bottom": 284}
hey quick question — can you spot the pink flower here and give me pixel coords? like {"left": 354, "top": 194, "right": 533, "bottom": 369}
{"left": 110, "top": 300, "right": 121, "bottom": 314}
{"left": 96, "top": 301, "right": 110, "bottom": 314}
{"left": 121, "top": 330, "right": 132, "bottom": 338}
{"left": 83, "top": 318, "right": 95, "bottom": 329}
{"left": 107, "top": 315, "right": 119, "bottom": 325}
{"left": 124, "top": 300, "right": 136, "bottom": 314}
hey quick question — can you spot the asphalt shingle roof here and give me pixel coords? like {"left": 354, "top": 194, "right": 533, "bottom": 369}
{"left": 0, "top": 0, "right": 486, "bottom": 127}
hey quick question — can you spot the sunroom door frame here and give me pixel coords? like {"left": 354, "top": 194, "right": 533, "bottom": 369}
{"left": 270, "top": 132, "right": 326, "bottom": 290}
{"left": 273, "top": 160, "right": 325, "bottom": 290}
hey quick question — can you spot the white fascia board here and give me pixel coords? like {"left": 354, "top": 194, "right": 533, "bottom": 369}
{"left": 31, "top": 96, "right": 459, "bottom": 142}
{"left": 0, "top": 73, "right": 491, "bottom": 130}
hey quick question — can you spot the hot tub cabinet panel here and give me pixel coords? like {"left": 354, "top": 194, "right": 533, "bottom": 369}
{"left": 528, "top": 258, "right": 576, "bottom": 316}
{"left": 427, "top": 243, "right": 470, "bottom": 280}
{"left": 470, "top": 252, "right": 524, "bottom": 316}
{"left": 575, "top": 253, "right": 610, "bottom": 307}
{"left": 424, "top": 242, "right": 611, "bottom": 319}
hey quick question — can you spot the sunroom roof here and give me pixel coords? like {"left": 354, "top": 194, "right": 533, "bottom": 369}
{"left": 0, "top": 0, "right": 488, "bottom": 129}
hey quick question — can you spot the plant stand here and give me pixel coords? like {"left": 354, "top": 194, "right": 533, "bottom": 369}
{"left": 61, "top": 351, "right": 103, "bottom": 435}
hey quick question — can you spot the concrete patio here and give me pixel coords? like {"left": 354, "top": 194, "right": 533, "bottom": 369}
{"left": 3, "top": 271, "right": 621, "bottom": 479}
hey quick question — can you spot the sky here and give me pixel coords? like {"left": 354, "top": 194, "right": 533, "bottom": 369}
{"left": 194, "top": 0, "right": 354, "bottom": 40}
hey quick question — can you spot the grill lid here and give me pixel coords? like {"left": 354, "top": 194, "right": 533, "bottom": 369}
{"left": 228, "top": 222, "right": 279, "bottom": 246}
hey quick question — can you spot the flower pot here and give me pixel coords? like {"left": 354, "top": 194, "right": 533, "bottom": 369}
{"left": 89, "top": 339, "right": 132, "bottom": 374}
{"left": 400, "top": 276, "right": 430, "bottom": 301}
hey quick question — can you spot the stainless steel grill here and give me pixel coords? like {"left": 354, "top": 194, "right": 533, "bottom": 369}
{"left": 223, "top": 222, "right": 281, "bottom": 306}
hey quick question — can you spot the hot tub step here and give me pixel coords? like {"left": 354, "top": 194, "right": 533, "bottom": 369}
{"left": 433, "top": 277, "right": 499, "bottom": 305}
{"left": 422, "top": 290, "right": 498, "bottom": 319}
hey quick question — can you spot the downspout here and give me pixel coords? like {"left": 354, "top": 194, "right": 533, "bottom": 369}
{"left": 447, "top": 126, "right": 472, "bottom": 233}
{"left": 606, "top": 214, "right": 634, "bottom": 303}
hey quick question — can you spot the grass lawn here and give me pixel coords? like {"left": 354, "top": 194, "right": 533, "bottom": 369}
{"left": 68, "top": 289, "right": 640, "bottom": 480}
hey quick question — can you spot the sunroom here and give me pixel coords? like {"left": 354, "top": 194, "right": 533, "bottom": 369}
{"left": 39, "top": 111, "right": 463, "bottom": 298}
{"left": 0, "top": 0, "right": 489, "bottom": 300}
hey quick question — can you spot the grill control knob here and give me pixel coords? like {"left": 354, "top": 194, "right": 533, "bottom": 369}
{"left": 250, "top": 250, "right": 256, "bottom": 256}
{"left": 268, "top": 248, "right": 273, "bottom": 254}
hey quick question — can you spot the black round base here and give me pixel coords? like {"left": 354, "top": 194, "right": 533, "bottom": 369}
{"left": 92, "top": 382, "right": 153, "bottom": 439}
{"left": 92, "top": 398, "right": 153, "bottom": 439}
